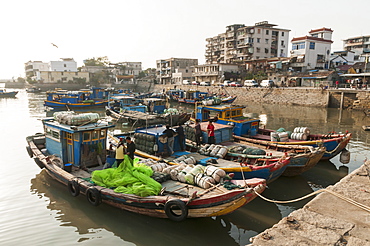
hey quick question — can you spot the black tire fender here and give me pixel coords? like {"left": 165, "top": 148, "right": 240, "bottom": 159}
{"left": 164, "top": 199, "right": 188, "bottom": 222}
{"left": 34, "top": 157, "right": 45, "bottom": 169}
{"left": 26, "top": 146, "right": 33, "bottom": 158}
{"left": 68, "top": 180, "right": 80, "bottom": 197}
{"left": 86, "top": 187, "right": 102, "bottom": 206}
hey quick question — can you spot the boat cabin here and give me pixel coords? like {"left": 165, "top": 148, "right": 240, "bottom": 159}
{"left": 42, "top": 114, "right": 114, "bottom": 168}
{"left": 46, "top": 87, "right": 108, "bottom": 103}
{"left": 195, "top": 104, "right": 260, "bottom": 136}
{"left": 108, "top": 95, "right": 146, "bottom": 113}
{"left": 142, "top": 98, "right": 166, "bottom": 113}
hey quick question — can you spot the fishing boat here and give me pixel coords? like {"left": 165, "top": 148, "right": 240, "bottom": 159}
{"left": 201, "top": 96, "right": 237, "bottom": 106}
{"left": 26, "top": 111, "right": 266, "bottom": 221}
{"left": 44, "top": 87, "right": 109, "bottom": 109}
{"left": 183, "top": 122, "right": 326, "bottom": 177}
{"left": 26, "top": 87, "right": 41, "bottom": 93}
{"left": 106, "top": 95, "right": 190, "bottom": 127}
{"left": 0, "top": 88, "right": 18, "bottom": 98}
{"left": 111, "top": 124, "right": 292, "bottom": 183}
{"left": 362, "top": 125, "right": 370, "bottom": 131}
{"left": 195, "top": 104, "right": 352, "bottom": 160}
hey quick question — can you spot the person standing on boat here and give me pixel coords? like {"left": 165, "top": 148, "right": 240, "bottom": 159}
{"left": 176, "top": 123, "right": 185, "bottom": 151}
{"left": 195, "top": 119, "right": 202, "bottom": 147}
{"left": 207, "top": 120, "right": 215, "bottom": 144}
{"left": 125, "top": 137, "right": 136, "bottom": 162}
{"left": 115, "top": 138, "right": 125, "bottom": 166}
{"left": 163, "top": 125, "right": 175, "bottom": 155}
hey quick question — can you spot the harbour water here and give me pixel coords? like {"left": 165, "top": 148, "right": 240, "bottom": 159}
{"left": 1, "top": 89, "right": 369, "bottom": 246}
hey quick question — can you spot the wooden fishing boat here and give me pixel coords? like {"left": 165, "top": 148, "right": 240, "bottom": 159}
{"left": 44, "top": 87, "right": 108, "bottom": 109}
{"left": 0, "top": 88, "right": 18, "bottom": 98}
{"left": 26, "top": 87, "right": 41, "bottom": 93}
{"left": 26, "top": 112, "right": 266, "bottom": 221}
{"left": 111, "top": 124, "right": 292, "bottom": 183}
{"left": 183, "top": 122, "right": 325, "bottom": 177}
{"left": 195, "top": 104, "right": 351, "bottom": 160}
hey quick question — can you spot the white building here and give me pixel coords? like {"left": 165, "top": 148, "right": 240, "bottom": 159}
{"left": 193, "top": 63, "right": 239, "bottom": 84}
{"left": 25, "top": 61, "right": 49, "bottom": 77}
{"left": 343, "top": 35, "right": 370, "bottom": 62}
{"left": 156, "top": 58, "right": 198, "bottom": 84}
{"left": 330, "top": 50, "right": 355, "bottom": 67}
{"left": 290, "top": 28, "right": 333, "bottom": 72}
{"left": 49, "top": 58, "right": 78, "bottom": 72}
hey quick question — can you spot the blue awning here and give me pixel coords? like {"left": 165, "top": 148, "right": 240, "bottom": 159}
{"left": 302, "top": 77, "right": 317, "bottom": 79}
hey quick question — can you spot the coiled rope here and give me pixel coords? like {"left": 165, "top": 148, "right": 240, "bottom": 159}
{"left": 254, "top": 188, "right": 370, "bottom": 213}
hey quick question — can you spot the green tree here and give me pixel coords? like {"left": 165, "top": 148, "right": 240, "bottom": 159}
{"left": 83, "top": 56, "right": 110, "bottom": 66}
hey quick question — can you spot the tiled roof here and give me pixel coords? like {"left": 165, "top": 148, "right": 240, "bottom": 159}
{"left": 291, "top": 36, "right": 333, "bottom": 43}
{"left": 309, "top": 28, "right": 333, "bottom": 33}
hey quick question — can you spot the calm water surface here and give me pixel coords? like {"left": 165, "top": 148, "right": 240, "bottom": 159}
{"left": 1, "top": 89, "right": 369, "bottom": 245}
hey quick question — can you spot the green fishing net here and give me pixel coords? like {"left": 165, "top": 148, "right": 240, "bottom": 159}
{"left": 91, "top": 155, "right": 162, "bottom": 197}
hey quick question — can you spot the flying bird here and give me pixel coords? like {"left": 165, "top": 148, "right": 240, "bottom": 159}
{"left": 51, "top": 43, "right": 58, "bottom": 48}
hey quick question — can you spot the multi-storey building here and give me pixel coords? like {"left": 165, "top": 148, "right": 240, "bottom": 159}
{"left": 193, "top": 63, "right": 240, "bottom": 84}
{"left": 111, "top": 62, "right": 142, "bottom": 76}
{"left": 290, "top": 28, "right": 333, "bottom": 72}
{"left": 205, "top": 21, "right": 290, "bottom": 64}
{"left": 343, "top": 35, "right": 370, "bottom": 62}
{"left": 37, "top": 71, "right": 89, "bottom": 83}
{"left": 156, "top": 58, "right": 198, "bottom": 84}
{"left": 24, "top": 61, "right": 49, "bottom": 77}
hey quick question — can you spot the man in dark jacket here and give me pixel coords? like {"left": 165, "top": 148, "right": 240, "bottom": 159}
{"left": 125, "top": 137, "right": 136, "bottom": 161}
{"left": 176, "top": 123, "right": 185, "bottom": 151}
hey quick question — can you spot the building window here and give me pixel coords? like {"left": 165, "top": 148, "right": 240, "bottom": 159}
{"left": 256, "top": 47, "right": 261, "bottom": 53}
{"left": 265, "top": 48, "right": 269, "bottom": 53}
{"left": 257, "top": 29, "right": 261, "bottom": 34}
{"left": 309, "top": 42, "right": 315, "bottom": 49}
{"left": 257, "top": 38, "right": 260, "bottom": 43}
{"left": 292, "top": 42, "right": 305, "bottom": 50}
{"left": 282, "top": 32, "right": 285, "bottom": 36}
{"left": 266, "top": 30, "right": 269, "bottom": 35}
{"left": 281, "top": 40, "right": 285, "bottom": 46}
{"left": 265, "top": 39, "right": 269, "bottom": 44}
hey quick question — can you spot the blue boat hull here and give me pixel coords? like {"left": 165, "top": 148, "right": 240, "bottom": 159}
{"left": 44, "top": 100, "right": 107, "bottom": 108}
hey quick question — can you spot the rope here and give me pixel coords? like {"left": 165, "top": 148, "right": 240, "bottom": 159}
{"left": 255, "top": 188, "right": 370, "bottom": 213}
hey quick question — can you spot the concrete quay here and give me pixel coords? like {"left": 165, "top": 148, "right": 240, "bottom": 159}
{"left": 250, "top": 162, "right": 370, "bottom": 246}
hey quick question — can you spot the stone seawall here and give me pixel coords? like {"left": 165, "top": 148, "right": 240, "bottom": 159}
{"left": 250, "top": 162, "right": 370, "bottom": 245}
{"left": 153, "top": 85, "right": 330, "bottom": 107}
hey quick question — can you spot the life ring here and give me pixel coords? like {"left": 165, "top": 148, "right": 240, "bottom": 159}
{"left": 86, "top": 187, "right": 101, "bottom": 206}
{"left": 164, "top": 199, "right": 188, "bottom": 222}
{"left": 68, "top": 180, "right": 80, "bottom": 197}
{"left": 26, "top": 146, "right": 33, "bottom": 158}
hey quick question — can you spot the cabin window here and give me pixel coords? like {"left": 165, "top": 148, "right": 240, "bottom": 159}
{"left": 92, "top": 130, "right": 99, "bottom": 140}
{"left": 236, "top": 110, "right": 242, "bottom": 116}
{"left": 225, "top": 111, "right": 231, "bottom": 118}
{"left": 232, "top": 110, "right": 237, "bottom": 116}
{"left": 83, "top": 132, "right": 91, "bottom": 142}
{"left": 74, "top": 133, "right": 79, "bottom": 141}
{"left": 100, "top": 129, "right": 106, "bottom": 139}
{"left": 45, "top": 126, "right": 60, "bottom": 141}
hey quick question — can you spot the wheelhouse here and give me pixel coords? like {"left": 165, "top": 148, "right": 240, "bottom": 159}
{"left": 195, "top": 104, "right": 260, "bottom": 136}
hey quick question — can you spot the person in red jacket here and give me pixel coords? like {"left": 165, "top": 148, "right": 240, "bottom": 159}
{"left": 207, "top": 120, "right": 215, "bottom": 144}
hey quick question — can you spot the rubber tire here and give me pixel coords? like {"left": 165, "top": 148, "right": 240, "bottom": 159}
{"left": 86, "top": 187, "right": 102, "bottom": 206}
{"left": 34, "top": 157, "right": 45, "bottom": 169}
{"left": 68, "top": 180, "right": 80, "bottom": 197}
{"left": 164, "top": 199, "right": 188, "bottom": 222}
{"left": 26, "top": 146, "right": 33, "bottom": 158}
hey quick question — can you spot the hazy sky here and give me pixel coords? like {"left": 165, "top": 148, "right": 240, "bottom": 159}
{"left": 1, "top": 0, "right": 369, "bottom": 79}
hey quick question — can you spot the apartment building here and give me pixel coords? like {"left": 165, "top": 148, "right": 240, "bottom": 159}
{"left": 156, "top": 58, "right": 198, "bottom": 84}
{"left": 343, "top": 35, "right": 370, "bottom": 62}
{"left": 290, "top": 28, "right": 333, "bottom": 72}
{"left": 205, "top": 21, "right": 290, "bottom": 64}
